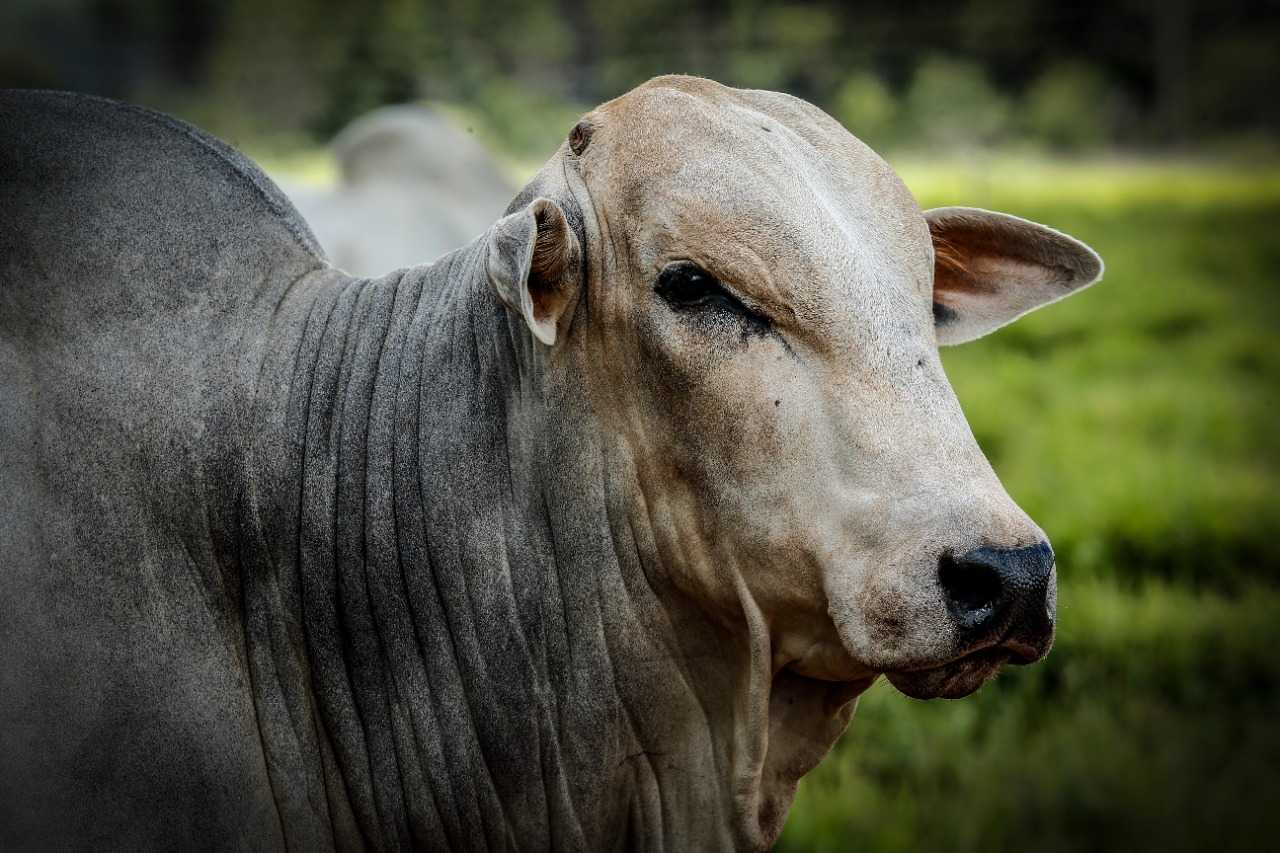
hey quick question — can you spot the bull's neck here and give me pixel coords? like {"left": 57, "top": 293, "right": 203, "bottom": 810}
{"left": 236, "top": 241, "right": 802, "bottom": 852}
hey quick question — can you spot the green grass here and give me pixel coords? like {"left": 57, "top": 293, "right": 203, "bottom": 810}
{"left": 778, "top": 581, "right": 1280, "bottom": 853}
{"left": 777, "top": 160, "right": 1280, "bottom": 851}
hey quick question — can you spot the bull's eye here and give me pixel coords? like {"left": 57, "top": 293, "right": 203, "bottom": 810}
{"left": 656, "top": 262, "right": 720, "bottom": 306}
{"left": 655, "top": 261, "right": 770, "bottom": 335}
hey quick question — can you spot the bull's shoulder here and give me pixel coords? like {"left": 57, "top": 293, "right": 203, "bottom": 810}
{"left": 0, "top": 90, "right": 326, "bottom": 328}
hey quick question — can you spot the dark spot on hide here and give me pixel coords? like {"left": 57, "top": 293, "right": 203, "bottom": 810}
{"left": 774, "top": 399, "right": 781, "bottom": 407}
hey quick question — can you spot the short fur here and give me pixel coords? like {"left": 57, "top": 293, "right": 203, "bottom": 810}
{"left": 0, "top": 78, "right": 1100, "bottom": 851}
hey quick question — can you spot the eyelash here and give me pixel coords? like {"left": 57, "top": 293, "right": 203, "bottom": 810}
{"left": 654, "top": 262, "right": 771, "bottom": 334}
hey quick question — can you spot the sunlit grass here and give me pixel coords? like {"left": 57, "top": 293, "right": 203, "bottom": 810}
{"left": 248, "top": 145, "right": 339, "bottom": 188}
{"left": 895, "top": 154, "right": 1280, "bottom": 211}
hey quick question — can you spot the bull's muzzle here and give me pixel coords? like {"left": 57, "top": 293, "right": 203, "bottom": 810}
{"left": 938, "top": 542, "right": 1057, "bottom": 663}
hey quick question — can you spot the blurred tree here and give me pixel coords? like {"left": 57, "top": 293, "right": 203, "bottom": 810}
{"left": 0, "top": 0, "right": 1276, "bottom": 153}
{"left": 830, "top": 72, "right": 899, "bottom": 151}
{"left": 903, "top": 57, "right": 1012, "bottom": 152}
{"left": 315, "top": 0, "right": 436, "bottom": 138}
{"left": 200, "top": 0, "right": 340, "bottom": 138}
{"left": 1188, "top": 7, "right": 1280, "bottom": 149}
{"left": 1150, "top": 0, "right": 1192, "bottom": 146}
{"left": 1022, "top": 62, "right": 1113, "bottom": 152}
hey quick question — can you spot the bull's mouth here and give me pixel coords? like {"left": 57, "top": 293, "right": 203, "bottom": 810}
{"left": 883, "top": 646, "right": 1021, "bottom": 700}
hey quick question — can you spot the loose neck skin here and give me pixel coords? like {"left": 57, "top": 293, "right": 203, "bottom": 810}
{"left": 233, "top": 230, "right": 860, "bottom": 852}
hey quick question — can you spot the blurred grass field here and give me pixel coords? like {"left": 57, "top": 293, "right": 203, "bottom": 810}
{"left": 777, "top": 159, "right": 1280, "bottom": 852}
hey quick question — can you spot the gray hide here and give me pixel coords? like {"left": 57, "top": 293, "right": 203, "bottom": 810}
{"left": 277, "top": 105, "right": 517, "bottom": 277}
{"left": 0, "top": 90, "right": 712, "bottom": 853}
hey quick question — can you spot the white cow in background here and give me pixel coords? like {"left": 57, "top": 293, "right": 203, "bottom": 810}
{"left": 277, "top": 105, "right": 518, "bottom": 276}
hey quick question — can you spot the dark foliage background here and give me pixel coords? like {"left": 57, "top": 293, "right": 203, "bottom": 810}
{"left": 3, "top": 0, "right": 1277, "bottom": 155}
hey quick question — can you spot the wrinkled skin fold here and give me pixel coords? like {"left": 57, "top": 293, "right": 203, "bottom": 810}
{"left": 0, "top": 78, "right": 1101, "bottom": 852}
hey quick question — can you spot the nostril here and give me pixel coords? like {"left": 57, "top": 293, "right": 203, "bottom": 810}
{"left": 938, "top": 554, "right": 1004, "bottom": 629}
{"left": 940, "top": 543, "right": 1057, "bottom": 656}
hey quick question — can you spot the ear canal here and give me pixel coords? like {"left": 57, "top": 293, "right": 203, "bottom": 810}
{"left": 485, "top": 197, "right": 582, "bottom": 346}
{"left": 521, "top": 199, "right": 581, "bottom": 345}
{"left": 525, "top": 201, "right": 579, "bottom": 340}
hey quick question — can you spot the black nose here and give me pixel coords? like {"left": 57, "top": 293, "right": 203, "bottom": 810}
{"left": 938, "top": 542, "right": 1056, "bottom": 660}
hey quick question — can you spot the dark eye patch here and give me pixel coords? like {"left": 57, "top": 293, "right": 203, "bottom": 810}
{"left": 655, "top": 261, "right": 771, "bottom": 336}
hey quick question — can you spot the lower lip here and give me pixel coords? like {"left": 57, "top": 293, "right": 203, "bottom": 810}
{"left": 883, "top": 648, "right": 1012, "bottom": 700}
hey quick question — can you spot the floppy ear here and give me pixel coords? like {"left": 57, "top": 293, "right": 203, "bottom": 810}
{"left": 485, "top": 197, "right": 582, "bottom": 345}
{"left": 927, "top": 206, "right": 1103, "bottom": 345}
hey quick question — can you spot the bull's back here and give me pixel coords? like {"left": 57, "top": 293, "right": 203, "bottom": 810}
{"left": 0, "top": 91, "right": 325, "bottom": 850}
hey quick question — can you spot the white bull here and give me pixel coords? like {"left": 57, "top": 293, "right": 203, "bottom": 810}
{"left": 0, "top": 76, "right": 1101, "bottom": 851}
{"left": 278, "top": 105, "right": 517, "bottom": 276}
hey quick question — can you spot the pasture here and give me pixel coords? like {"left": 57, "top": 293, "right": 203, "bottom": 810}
{"left": 777, "top": 159, "right": 1280, "bottom": 851}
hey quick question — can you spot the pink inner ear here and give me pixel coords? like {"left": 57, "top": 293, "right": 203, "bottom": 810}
{"left": 934, "top": 230, "right": 1083, "bottom": 307}
{"left": 937, "top": 253, "right": 1071, "bottom": 299}
{"left": 934, "top": 241, "right": 1015, "bottom": 303}
{"left": 933, "top": 234, "right": 975, "bottom": 292}
{"left": 931, "top": 209, "right": 1101, "bottom": 297}
{"left": 928, "top": 209, "right": 1102, "bottom": 345}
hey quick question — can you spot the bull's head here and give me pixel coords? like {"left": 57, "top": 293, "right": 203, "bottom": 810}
{"left": 486, "top": 76, "right": 1100, "bottom": 705}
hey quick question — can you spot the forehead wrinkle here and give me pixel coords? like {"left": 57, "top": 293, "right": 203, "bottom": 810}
{"left": 587, "top": 80, "right": 933, "bottom": 340}
{"left": 651, "top": 151, "right": 918, "bottom": 330}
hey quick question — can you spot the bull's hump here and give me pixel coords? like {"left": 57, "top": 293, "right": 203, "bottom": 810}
{"left": 0, "top": 90, "right": 327, "bottom": 323}
{"left": 4, "top": 90, "right": 323, "bottom": 254}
